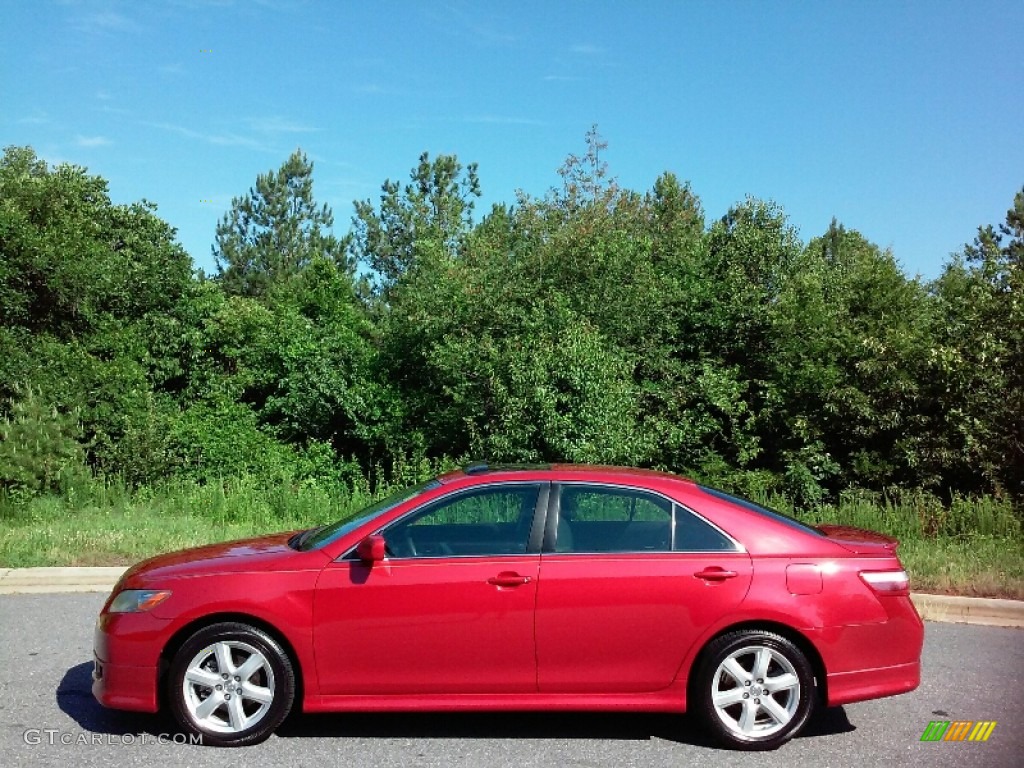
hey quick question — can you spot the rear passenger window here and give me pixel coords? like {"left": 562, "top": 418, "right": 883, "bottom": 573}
{"left": 554, "top": 485, "right": 737, "bottom": 553}
{"left": 558, "top": 486, "right": 671, "bottom": 552}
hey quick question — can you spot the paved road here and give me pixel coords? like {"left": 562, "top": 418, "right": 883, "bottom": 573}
{"left": 1, "top": 594, "right": 1020, "bottom": 768}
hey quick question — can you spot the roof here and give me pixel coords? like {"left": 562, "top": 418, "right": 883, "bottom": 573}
{"left": 436, "top": 462, "right": 694, "bottom": 486}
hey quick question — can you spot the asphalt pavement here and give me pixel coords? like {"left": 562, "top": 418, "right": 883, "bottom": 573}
{"left": 0, "top": 593, "right": 1021, "bottom": 768}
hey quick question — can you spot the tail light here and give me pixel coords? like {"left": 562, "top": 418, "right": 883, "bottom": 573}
{"left": 859, "top": 569, "right": 910, "bottom": 595}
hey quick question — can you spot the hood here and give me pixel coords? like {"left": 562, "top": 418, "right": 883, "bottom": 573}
{"left": 815, "top": 524, "right": 900, "bottom": 554}
{"left": 121, "top": 530, "right": 314, "bottom": 584}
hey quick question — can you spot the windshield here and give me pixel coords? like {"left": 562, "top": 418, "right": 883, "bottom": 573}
{"left": 296, "top": 479, "right": 442, "bottom": 551}
{"left": 697, "top": 485, "right": 825, "bottom": 536}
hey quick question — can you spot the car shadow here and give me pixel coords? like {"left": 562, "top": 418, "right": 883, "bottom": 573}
{"left": 277, "top": 710, "right": 719, "bottom": 745}
{"left": 801, "top": 706, "right": 856, "bottom": 738}
{"left": 276, "top": 704, "right": 856, "bottom": 747}
{"left": 57, "top": 662, "right": 176, "bottom": 736}
{"left": 59, "top": 661, "right": 855, "bottom": 747}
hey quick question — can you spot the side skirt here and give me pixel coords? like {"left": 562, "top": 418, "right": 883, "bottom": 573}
{"left": 304, "top": 690, "right": 688, "bottom": 714}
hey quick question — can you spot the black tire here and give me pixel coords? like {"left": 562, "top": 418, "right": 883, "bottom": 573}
{"left": 692, "top": 630, "right": 816, "bottom": 751}
{"left": 168, "top": 622, "right": 295, "bottom": 747}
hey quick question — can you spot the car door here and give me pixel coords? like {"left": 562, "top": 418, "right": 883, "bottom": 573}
{"left": 313, "top": 482, "right": 547, "bottom": 695}
{"left": 534, "top": 482, "right": 753, "bottom": 693}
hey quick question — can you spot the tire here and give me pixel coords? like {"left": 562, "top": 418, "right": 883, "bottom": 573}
{"left": 168, "top": 622, "right": 295, "bottom": 747}
{"left": 692, "top": 630, "right": 816, "bottom": 751}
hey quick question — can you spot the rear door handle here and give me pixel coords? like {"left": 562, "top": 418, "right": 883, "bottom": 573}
{"left": 488, "top": 572, "right": 532, "bottom": 587}
{"left": 694, "top": 567, "right": 738, "bottom": 581}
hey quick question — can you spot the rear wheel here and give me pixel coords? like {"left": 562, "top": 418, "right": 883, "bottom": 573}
{"left": 168, "top": 622, "right": 295, "bottom": 747}
{"left": 693, "top": 630, "right": 816, "bottom": 750}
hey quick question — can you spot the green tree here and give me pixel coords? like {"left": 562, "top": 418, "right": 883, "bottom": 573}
{"left": 0, "top": 146, "right": 194, "bottom": 484}
{"left": 0, "top": 145, "right": 192, "bottom": 337}
{"left": 350, "top": 152, "right": 480, "bottom": 297}
{"left": 0, "top": 388, "right": 86, "bottom": 497}
{"left": 771, "top": 221, "right": 932, "bottom": 499}
{"left": 214, "top": 149, "right": 347, "bottom": 298}
{"left": 924, "top": 187, "right": 1024, "bottom": 496}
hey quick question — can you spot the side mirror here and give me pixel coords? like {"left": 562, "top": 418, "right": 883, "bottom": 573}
{"left": 356, "top": 534, "right": 386, "bottom": 564}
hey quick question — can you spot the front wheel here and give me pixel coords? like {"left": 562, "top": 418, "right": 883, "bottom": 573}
{"left": 692, "top": 630, "right": 816, "bottom": 750}
{"left": 168, "top": 622, "right": 295, "bottom": 747}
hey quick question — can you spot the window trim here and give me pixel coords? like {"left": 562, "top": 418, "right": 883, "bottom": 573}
{"left": 342, "top": 481, "right": 549, "bottom": 562}
{"left": 544, "top": 481, "right": 745, "bottom": 555}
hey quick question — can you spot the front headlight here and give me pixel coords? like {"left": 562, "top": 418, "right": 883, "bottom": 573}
{"left": 108, "top": 589, "right": 172, "bottom": 613}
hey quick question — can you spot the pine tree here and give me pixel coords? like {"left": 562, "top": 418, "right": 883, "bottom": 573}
{"left": 213, "top": 149, "right": 347, "bottom": 298}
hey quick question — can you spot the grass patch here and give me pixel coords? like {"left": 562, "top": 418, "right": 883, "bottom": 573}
{"left": 0, "top": 476, "right": 369, "bottom": 567}
{"left": 1, "top": 477, "right": 1021, "bottom": 599}
{"left": 897, "top": 538, "right": 1024, "bottom": 600}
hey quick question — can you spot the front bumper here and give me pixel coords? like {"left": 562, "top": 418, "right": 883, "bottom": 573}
{"left": 92, "top": 611, "right": 171, "bottom": 713}
{"left": 92, "top": 654, "right": 160, "bottom": 712}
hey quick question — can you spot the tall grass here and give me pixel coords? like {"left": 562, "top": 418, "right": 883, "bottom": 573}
{"left": 754, "top": 488, "right": 1021, "bottom": 542}
{"left": 0, "top": 474, "right": 383, "bottom": 567}
{"left": 1, "top": 473, "right": 1021, "bottom": 598}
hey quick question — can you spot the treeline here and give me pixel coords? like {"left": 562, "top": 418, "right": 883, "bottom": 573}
{"left": 1, "top": 132, "right": 1021, "bottom": 507}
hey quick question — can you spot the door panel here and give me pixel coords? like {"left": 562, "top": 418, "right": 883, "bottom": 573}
{"left": 313, "top": 482, "right": 545, "bottom": 695}
{"left": 535, "top": 483, "right": 752, "bottom": 693}
{"left": 534, "top": 553, "right": 752, "bottom": 692}
{"left": 314, "top": 556, "right": 539, "bottom": 694}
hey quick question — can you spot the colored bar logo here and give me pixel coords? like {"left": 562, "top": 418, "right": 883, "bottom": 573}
{"left": 921, "top": 721, "right": 997, "bottom": 742}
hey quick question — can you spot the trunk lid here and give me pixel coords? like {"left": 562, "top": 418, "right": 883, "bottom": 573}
{"left": 815, "top": 524, "right": 900, "bottom": 554}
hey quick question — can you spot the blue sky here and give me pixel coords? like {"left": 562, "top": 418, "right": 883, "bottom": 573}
{"left": 3, "top": 0, "right": 1021, "bottom": 279}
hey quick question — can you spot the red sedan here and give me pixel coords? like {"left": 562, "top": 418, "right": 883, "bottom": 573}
{"left": 93, "top": 464, "right": 923, "bottom": 750}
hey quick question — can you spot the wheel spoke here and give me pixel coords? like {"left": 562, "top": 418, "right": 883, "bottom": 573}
{"left": 227, "top": 695, "right": 246, "bottom": 731}
{"left": 752, "top": 648, "right": 772, "bottom": 680}
{"left": 767, "top": 672, "right": 799, "bottom": 693}
{"left": 722, "top": 657, "right": 751, "bottom": 684}
{"left": 185, "top": 666, "right": 221, "bottom": 688}
{"left": 738, "top": 699, "right": 758, "bottom": 733}
{"left": 214, "top": 642, "right": 235, "bottom": 675}
{"left": 713, "top": 687, "right": 746, "bottom": 707}
{"left": 194, "top": 691, "right": 224, "bottom": 721}
{"left": 761, "top": 695, "right": 792, "bottom": 726}
{"left": 234, "top": 651, "right": 267, "bottom": 682}
{"left": 241, "top": 682, "right": 273, "bottom": 705}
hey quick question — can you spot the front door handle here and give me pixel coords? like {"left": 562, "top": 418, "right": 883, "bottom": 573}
{"left": 694, "top": 567, "right": 738, "bottom": 581}
{"left": 488, "top": 572, "right": 532, "bottom": 587}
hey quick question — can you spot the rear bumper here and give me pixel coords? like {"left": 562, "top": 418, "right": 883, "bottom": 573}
{"left": 820, "top": 594, "right": 924, "bottom": 706}
{"left": 826, "top": 659, "right": 920, "bottom": 706}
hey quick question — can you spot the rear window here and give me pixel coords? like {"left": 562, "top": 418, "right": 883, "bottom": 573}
{"left": 697, "top": 486, "right": 824, "bottom": 537}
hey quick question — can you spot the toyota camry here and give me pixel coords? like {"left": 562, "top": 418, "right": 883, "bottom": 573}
{"left": 93, "top": 463, "right": 923, "bottom": 750}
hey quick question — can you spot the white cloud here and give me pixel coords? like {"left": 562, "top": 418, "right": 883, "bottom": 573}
{"left": 463, "top": 115, "right": 545, "bottom": 126}
{"left": 245, "top": 116, "right": 318, "bottom": 133}
{"left": 75, "top": 135, "right": 112, "bottom": 147}
{"left": 71, "top": 10, "right": 142, "bottom": 34}
{"left": 353, "top": 83, "right": 389, "bottom": 95}
{"left": 143, "top": 121, "right": 271, "bottom": 151}
{"left": 17, "top": 111, "right": 50, "bottom": 125}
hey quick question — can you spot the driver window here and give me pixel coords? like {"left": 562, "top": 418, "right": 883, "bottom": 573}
{"left": 384, "top": 484, "right": 540, "bottom": 558}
